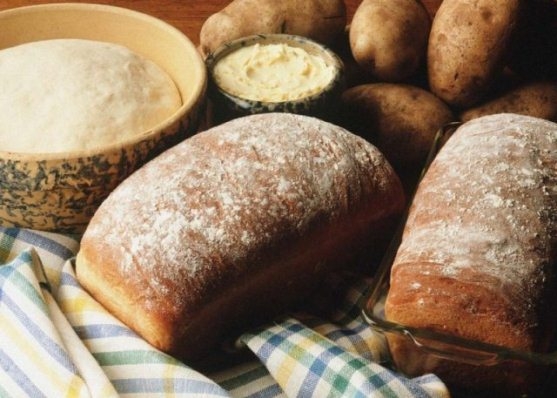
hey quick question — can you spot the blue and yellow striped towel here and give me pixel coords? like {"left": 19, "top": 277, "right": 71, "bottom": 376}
{"left": 0, "top": 227, "right": 450, "bottom": 397}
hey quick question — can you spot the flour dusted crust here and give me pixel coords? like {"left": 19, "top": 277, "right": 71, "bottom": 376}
{"left": 0, "top": 39, "right": 181, "bottom": 153}
{"left": 384, "top": 113, "right": 557, "bottom": 394}
{"left": 76, "top": 113, "right": 405, "bottom": 361}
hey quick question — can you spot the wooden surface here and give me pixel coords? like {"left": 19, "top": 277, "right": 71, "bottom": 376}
{"left": 0, "top": 1, "right": 443, "bottom": 44}
{"left": 0, "top": 0, "right": 363, "bottom": 45}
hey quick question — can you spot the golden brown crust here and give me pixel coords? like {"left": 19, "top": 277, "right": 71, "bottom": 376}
{"left": 384, "top": 113, "right": 557, "bottom": 394}
{"left": 76, "top": 250, "right": 176, "bottom": 349}
{"left": 76, "top": 113, "right": 405, "bottom": 361}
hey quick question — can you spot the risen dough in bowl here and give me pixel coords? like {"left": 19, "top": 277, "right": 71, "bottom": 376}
{"left": 0, "top": 38, "right": 182, "bottom": 153}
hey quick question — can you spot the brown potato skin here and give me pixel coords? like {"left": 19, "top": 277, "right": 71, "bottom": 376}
{"left": 460, "top": 81, "right": 557, "bottom": 122}
{"left": 422, "top": 0, "right": 443, "bottom": 19}
{"left": 340, "top": 83, "right": 454, "bottom": 180}
{"left": 428, "top": 0, "right": 522, "bottom": 108}
{"left": 199, "top": 0, "right": 346, "bottom": 57}
{"left": 349, "top": 0, "right": 431, "bottom": 82}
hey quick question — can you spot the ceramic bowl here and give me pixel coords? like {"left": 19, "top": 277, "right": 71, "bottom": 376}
{"left": 205, "top": 34, "right": 344, "bottom": 123}
{"left": 0, "top": 3, "right": 207, "bottom": 233}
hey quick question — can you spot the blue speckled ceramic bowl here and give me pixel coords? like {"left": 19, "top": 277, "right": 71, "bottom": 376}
{"left": 205, "top": 34, "right": 345, "bottom": 124}
{"left": 0, "top": 3, "right": 207, "bottom": 233}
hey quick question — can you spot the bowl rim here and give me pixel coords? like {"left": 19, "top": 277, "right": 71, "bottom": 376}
{"left": 205, "top": 33, "right": 345, "bottom": 107}
{"left": 0, "top": 2, "right": 207, "bottom": 161}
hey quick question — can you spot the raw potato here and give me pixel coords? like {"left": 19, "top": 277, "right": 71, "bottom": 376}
{"left": 349, "top": 0, "right": 431, "bottom": 82}
{"left": 340, "top": 83, "right": 454, "bottom": 173}
{"left": 428, "top": 0, "right": 521, "bottom": 108}
{"left": 460, "top": 81, "right": 557, "bottom": 122}
{"left": 199, "top": 0, "right": 346, "bottom": 57}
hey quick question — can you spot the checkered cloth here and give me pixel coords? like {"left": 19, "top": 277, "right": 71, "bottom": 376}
{"left": 239, "top": 319, "right": 448, "bottom": 398}
{"left": 0, "top": 227, "right": 450, "bottom": 397}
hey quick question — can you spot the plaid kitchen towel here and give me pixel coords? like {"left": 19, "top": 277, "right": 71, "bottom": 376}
{"left": 0, "top": 228, "right": 79, "bottom": 293}
{"left": 0, "top": 228, "right": 229, "bottom": 397}
{"left": 0, "top": 227, "right": 450, "bottom": 397}
{"left": 238, "top": 318, "right": 448, "bottom": 398}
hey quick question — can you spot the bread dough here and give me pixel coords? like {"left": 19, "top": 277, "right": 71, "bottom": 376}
{"left": 0, "top": 39, "right": 182, "bottom": 153}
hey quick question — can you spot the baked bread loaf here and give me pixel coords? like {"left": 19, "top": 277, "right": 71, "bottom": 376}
{"left": 0, "top": 38, "right": 181, "bottom": 153}
{"left": 76, "top": 113, "right": 405, "bottom": 361}
{"left": 383, "top": 113, "right": 557, "bottom": 395}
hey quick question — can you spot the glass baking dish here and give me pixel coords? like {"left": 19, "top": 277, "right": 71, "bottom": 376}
{"left": 362, "top": 257, "right": 557, "bottom": 367}
{"left": 359, "top": 122, "right": 557, "bottom": 394}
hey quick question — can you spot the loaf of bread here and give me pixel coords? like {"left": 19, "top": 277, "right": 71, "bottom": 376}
{"left": 383, "top": 113, "right": 557, "bottom": 394}
{"left": 76, "top": 113, "right": 405, "bottom": 362}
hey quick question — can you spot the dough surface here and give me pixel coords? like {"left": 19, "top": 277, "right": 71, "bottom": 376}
{"left": 0, "top": 39, "right": 181, "bottom": 153}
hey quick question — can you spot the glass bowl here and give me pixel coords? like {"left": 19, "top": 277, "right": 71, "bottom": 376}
{"left": 205, "top": 33, "right": 344, "bottom": 124}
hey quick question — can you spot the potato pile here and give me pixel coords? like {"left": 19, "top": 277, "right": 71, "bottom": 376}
{"left": 200, "top": 0, "right": 557, "bottom": 193}
{"left": 199, "top": 0, "right": 347, "bottom": 57}
{"left": 346, "top": 0, "right": 557, "bottom": 189}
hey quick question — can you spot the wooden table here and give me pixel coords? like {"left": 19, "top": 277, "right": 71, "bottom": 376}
{"left": 0, "top": 1, "right": 443, "bottom": 45}
{"left": 0, "top": 0, "right": 363, "bottom": 45}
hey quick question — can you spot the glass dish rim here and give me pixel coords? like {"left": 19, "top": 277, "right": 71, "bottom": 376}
{"left": 359, "top": 121, "right": 557, "bottom": 368}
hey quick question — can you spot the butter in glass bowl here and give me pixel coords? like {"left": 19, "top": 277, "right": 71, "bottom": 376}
{"left": 205, "top": 34, "right": 344, "bottom": 124}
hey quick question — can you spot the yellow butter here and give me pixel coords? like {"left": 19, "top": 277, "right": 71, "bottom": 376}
{"left": 213, "top": 43, "right": 335, "bottom": 102}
